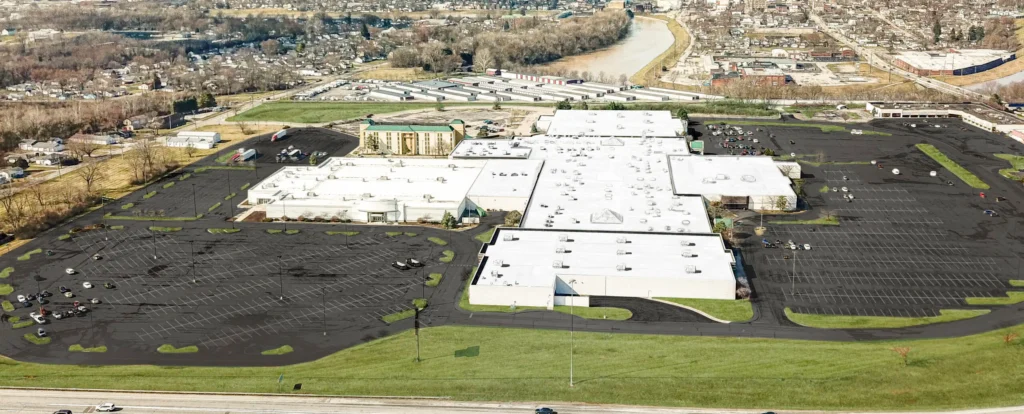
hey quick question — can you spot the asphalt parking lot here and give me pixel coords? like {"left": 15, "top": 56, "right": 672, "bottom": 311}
{"left": 699, "top": 118, "right": 1024, "bottom": 323}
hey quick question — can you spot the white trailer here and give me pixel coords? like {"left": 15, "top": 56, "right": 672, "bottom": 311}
{"left": 573, "top": 83, "right": 620, "bottom": 94}
{"left": 475, "top": 83, "right": 515, "bottom": 93}
{"left": 435, "top": 91, "right": 474, "bottom": 101}
{"left": 498, "top": 92, "right": 541, "bottom": 102}
{"left": 392, "top": 84, "right": 426, "bottom": 93}
{"left": 619, "top": 90, "right": 670, "bottom": 101}
{"left": 604, "top": 93, "right": 637, "bottom": 102}
{"left": 410, "top": 91, "right": 445, "bottom": 101}
{"left": 369, "top": 90, "right": 412, "bottom": 101}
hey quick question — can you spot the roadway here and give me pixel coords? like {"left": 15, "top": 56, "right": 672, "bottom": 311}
{"left": 808, "top": 13, "right": 985, "bottom": 100}
{"left": 4, "top": 389, "right": 1024, "bottom": 414}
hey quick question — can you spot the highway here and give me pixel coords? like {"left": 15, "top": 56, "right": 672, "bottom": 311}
{"left": 808, "top": 13, "right": 985, "bottom": 100}
{"left": 3, "top": 389, "right": 1024, "bottom": 414}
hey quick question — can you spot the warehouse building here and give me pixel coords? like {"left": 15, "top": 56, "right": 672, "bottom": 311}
{"left": 358, "top": 119, "right": 466, "bottom": 155}
{"left": 669, "top": 155, "right": 798, "bottom": 211}
{"left": 535, "top": 110, "right": 687, "bottom": 137}
{"left": 166, "top": 131, "right": 221, "bottom": 149}
{"left": 470, "top": 228, "right": 737, "bottom": 307}
{"left": 893, "top": 49, "right": 1016, "bottom": 76}
{"left": 247, "top": 157, "right": 542, "bottom": 222}
{"left": 865, "top": 102, "right": 1024, "bottom": 133}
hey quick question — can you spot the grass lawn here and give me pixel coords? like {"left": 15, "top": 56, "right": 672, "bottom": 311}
{"left": 214, "top": 152, "right": 236, "bottom": 163}
{"left": 207, "top": 228, "right": 241, "bottom": 234}
{"left": 426, "top": 273, "right": 443, "bottom": 287}
{"left": 121, "top": 203, "right": 135, "bottom": 210}
{"left": 439, "top": 250, "right": 455, "bottom": 263}
{"left": 1, "top": 322, "right": 1022, "bottom": 409}
{"left": 208, "top": 202, "right": 222, "bottom": 212}
{"left": 413, "top": 298, "right": 428, "bottom": 309}
{"left": 17, "top": 248, "right": 42, "bottom": 261}
{"left": 404, "top": 232, "right": 417, "bottom": 237}
{"left": 162, "top": 182, "right": 176, "bottom": 189}
{"left": 428, "top": 237, "right": 448, "bottom": 246}
{"left": 0, "top": 284, "right": 12, "bottom": 296}
{"left": 770, "top": 216, "right": 839, "bottom": 226}
{"left": 157, "top": 344, "right": 199, "bottom": 354}
{"left": 149, "top": 226, "right": 183, "bottom": 232}
{"left": 228, "top": 102, "right": 469, "bottom": 124}
{"left": 57, "top": 234, "right": 71, "bottom": 241}
{"left": 786, "top": 308, "right": 991, "bottom": 329}
{"left": 474, "top": 227, "right": 496, "bottom": 243}
{"left": 267, "top": 229, "right": 283, "bottom": 234}
{"left": 1, "top": 301, "right": 12, "bottom": 312}
{"left": 325, "top": 231, "right": 360, "bottom": 236}
{"left": 0, "top": 267, "right": 13, "bottom": 278}
{"left": 966, "top": 292, "right": 1024, "bottom": 305}
{"left": 382, "top": 309, "right": 416, "bottom": 324}
{"left": 261, "top": 345, "right": 294, "bottom": 356}
{"left": 1010, "top": 280, "right": 1024, "bottom": 287}
{"left": 916, "top": 144, "right": 989, "bottom": 190}
{"left": 385, "top": 231, "right": 402, "bottom": 237}
{"left": 143, "top": 191, "right": 157, "bottom": 199}
{"left": 68, "top": 344, "right": 107, "bottom": 353}
{"left": 994, "top": 153, "right": 1024, "bottom": 179}
{"left": 285, "top": 229, "right": 300, "bottom": 235}
{"left": 22, "top": 333, "right": 50, "bottom": 345}
{"left": 656, "top": 298, "right": 753, "bottom": 322}
{"left": 11, "top": 319, "right": 34, "bottom": 329}
{"left": 818, "top": 185, "right": 830, "bottom": 193}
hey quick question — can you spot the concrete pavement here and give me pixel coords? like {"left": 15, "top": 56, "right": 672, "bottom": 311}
{"left": 4, "top": 389, "right": 1024, "bottom": 414}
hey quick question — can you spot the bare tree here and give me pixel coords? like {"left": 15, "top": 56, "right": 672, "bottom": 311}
{"left": 66, "top": 139, "right": 102, "bottom": 160}
{"left": 237, "top": 122, "right": 256, "bottom": 135}
{"left": 1003, "top": 332, "right": 1019, "bottom": 345}
{"left": 26, "top": 182, "right": 47, "bottom": 208}
{"left": 183, "top": 143, "right": 197, "bottom": 159}
{"left": 0, "top": 183, "right": 26, "bottom": 232}
{"left": 890, "top": 346, "right": 911, "bottom": 367}
{"left": 75, "top": 158, "right": 104, "bottom": 194}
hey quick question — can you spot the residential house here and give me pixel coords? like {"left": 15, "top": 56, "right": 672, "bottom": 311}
{"left": 18, "top": 138, "right": 65, "bottom": 154}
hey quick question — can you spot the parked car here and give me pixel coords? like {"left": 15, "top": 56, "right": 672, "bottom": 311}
{"left": 29, "top": 312, "right": 46, "bottom": 324}
{"left": 95, "top": 403, "right": 117, "bottom": 412}
{"left": 89, "top": 298, "right": 101, "bottom": 304}
{"left": 535, "top": 408, "right": 557, "bottom": 414}
{"left": 82, "top": 282, "right": 93, "bottom": 289}
{"left": 407, "top": 258, "right": 424, "bottom": 267}
{"left": 103, "top": 282, "right": 115, "bottom": 289}
{"left": 52, "top": 410, "right": 73, "bottom": 414}
{"left": 54, "top": 312, "right": 64, "bottom": 320}
{"left": 92, "top": 254, "right": 102, "bottom": 260}
{"left": 65, "top": 268, "right": 75, "bottom": 275}
{"left": 39, "top": 290, "right": 52, "bottom": 297}
{"left": 63, "top": 292, "right": 74, "bottom": 298}
{"left": 16, "top": 294, "right": 26, "bottom": 302}
{"left": 391, "top": 261, "right": 410, "bottom": 270}
{"left": 59, "top": 286, "right": 69, "bottom": 293}
{"left": 36, "top": 328, "right": 47, "bottom": 337}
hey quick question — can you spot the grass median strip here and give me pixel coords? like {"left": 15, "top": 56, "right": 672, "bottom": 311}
{"left": 68, "top": 344, "right": 107, "bottom": 353}
{"left": 382, "top": 309, "right": 416, "bottom": 324}
{"left": 208, "top": 202, "right": 222, "bottom": 212}
{"left": 143, "top": 191, "right": 157, "bottom": 199}
{"left": 439, "top": 250, "right": 455, "bottom": 263}
{"left": 386, "top": 231, "right": 402, "bottom": 237}
{"left": 157, "top": 344, "right": 199, "bottom": 354}
{"left": 413, "top": 298, "right": 428, "bottom": 309}
{"left": 770, "top": 216, "right": 839, "bottom": 226}
{"left": 109, "top": 225, "right": 124, "bottom": 230}
{"left": 240, "top": 183, "right": 251, "bottom": 191}
{"left": 474, "top": 228, "right": 496, "bottom": 243}
{"left": 178, "top": 173, "right": 192, "bottom": 181}
{"left": 195, "top": 166, "right": 256, "bottom": 173}
{"left": 0, "top": 267, "right": 14, "bottom": 279}
{"left": 105, "top": 215, "right": 202, "bottom": 221}
{"left": 656, "top": 298, "right": 753, "bottom": 322}
{"left": 1, "top": 301, "right": 13, "bottom": 312}
{"left": 785, "top": 308, "right": 990, "bottom": 329}
{"left": 17, "top": 248, "right": 42, "bottom": 261}
{"left": 11, "top": 319, "right": 34, "bottom": 329}
{"left": 162, "top": 182, "right": 176, "bottom": 189}
{"left": 57, "top": 234, "right": 71, "bottom": 241}
{"left": 1010, "top": 280, "right": 1024, "bottom": 287}
{"left": 325, "top": 231, "right": 359, "bottom": 236}
{"left": 149, "top": 226, "right": 183, "bottom": 232}
{"left": 22, "top": 333, "right": 50, "bottom": 345}
{"left": 207, "top": 228, "right": 241, "bottom": 234}
{"left": 261, "top": 345, "right": 294, "bottom": 356}
{"left": 426, "top": 273, "right": 443, "bottom": 287}
{"left": 916, "top": 144, "right": 989, "bottom": 189}
{"left": 121, "top": 203, "right": 135, "bottom": 210}
{"left": 428, "top": 237, "right": 448, "bottom": 246}
{"left": 994, "top": 153, "right": 1024, "bottom": 179}
{"left": 965, "top": 291, "right": 1024, "bottom": 305}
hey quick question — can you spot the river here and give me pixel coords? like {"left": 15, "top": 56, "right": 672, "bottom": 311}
{"left": 967, "top": 69, "right": 1024, "bottom": 92}
{"left": 532, "top": 16, "right": 675, "bottom": 81}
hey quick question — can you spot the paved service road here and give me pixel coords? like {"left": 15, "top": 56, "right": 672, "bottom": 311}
{"left": 4, "top": 389, "right": 1024, "bottom": 414}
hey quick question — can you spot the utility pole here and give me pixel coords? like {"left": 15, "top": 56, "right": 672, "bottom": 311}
{"left": 278, "top": 255, "right": 284, "bottom": 300}
{"left": 226, "top": 172, "right": 235, "bottom": 228}
{"left": 150, "top": 220, "right": 157, "bottom": 259}
{"left": 568, "top": 279, "right": 577, "bottom": 388}
{"left": 191, "top": 183, "right": 198, "bottom": 218}
{"left": 414, "top": 307, "right": 421, "bottom": 362}
{"left": 322, "top": 286, "right": 327, "bottom": 336}
{"left": 791, "top": 250, "right": 798, "bottom": 295}
{"left": 190, "top": 240, "right": 197, "bottom": 283}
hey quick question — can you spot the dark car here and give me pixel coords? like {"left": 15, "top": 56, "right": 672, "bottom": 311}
{"left": 59, "top": 286, "right": 69, "bottom": 293}
{"left": 53, "top": 410, "right": 73, "bottom": 414}
{"left": 535, "top": 408, "right": 557, "bottom": 414}
{"left": 20, "top": 301, "right": 32, "bottom": 308}
{"left": 407, "top": 258, "right": 424, "bottom": 268}
{"left": 39, "top": 290, "right": 52, "bottom": 297}
{"left": 103, "top": 282, "right": 115, "bottom": 289}
{"left": 392, "top": 261, "right": 410, "bottom": 270}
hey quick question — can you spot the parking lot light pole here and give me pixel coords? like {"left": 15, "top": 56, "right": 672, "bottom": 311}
{"left": 278, "top": 255, "right": 284, "bottom": 300}
{"left": 791, "top": 250, "right": 798, "bottom": 295}
{"left": 226, "top": 173, "right": 235, "bottom": 228}
{"left": 321, "top": 286, "right": 327, "bottom": 336}
{"left": 568, "top": 279, "right": 578, "bottom": 388}
{"left": 190, "top": 240, "right": 197, "bottom": 283}
{"left": 191, "top": 184, "right": 198, "bottom": 219}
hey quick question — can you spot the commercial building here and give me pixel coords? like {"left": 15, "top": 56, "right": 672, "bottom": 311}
{"left": 470, "top": 228, "right": 737, "bottom": 307}
{"left": 247, "top": 157, "right": 542, "bottom": 222}
{"left": 358, "top": 119, "right": 466, "bottom": 156}
{"left": 865, "top": 102, "right": 1024, "bottom": 133}
{"left": 535, "top": 110, "right": 687, "bottom": 138}
{"left": 894, "top": 49, "right": 1016, "bottom": 76}
{"left": 166, "top": 131, "right": 221, "bottom": 149}
{"left": 669, "top": 155, "right": 798, "bottom": 211}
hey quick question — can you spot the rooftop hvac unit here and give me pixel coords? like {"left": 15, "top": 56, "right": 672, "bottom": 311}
{"left": 616, "top": 250, "right": 628, "bottom": 255}
{"left": 362, "top": 193, "right": 373, "bottom": 198}
{"left": 682, "top": 250, "right": 697, "bottom": 258}
{"left": 378, "top": 176, "right": 389, "bottom": 180}
{"left": 490, "top": 270, "right": 500, "bottom": 277}
{"left": 555, "top": 246, "right": 567, "bottom": 253}
{"left": 494, "top": 259, "right": 504, "bottom": 267}
{"left": 552, "top": 260, "right": 563, "bottom": 269}
{"left": 306, "top": 192, "right": 317, "bottom": 197}
{"left": 680, "top": 241, "right": 696, "bottom": 246}
{"left": 502, "top": 234, "right": 515, "bottom": 241}
{"left": 436, "top": 177, "right": 446, "bottom": 183}
{"left": 616, "top": 237, "right": 627, "bottom": 244}
{"left": 685, "top": 265, "right": 697, "bottom": 274}
{"left": 616, "top": 263, "right": 627, "bottom": 271}
{"left": 715, "top": 174, "right": 728, "bottom": 180}
{"left": 558, "top": 234, "right": 569, "bottom": 242}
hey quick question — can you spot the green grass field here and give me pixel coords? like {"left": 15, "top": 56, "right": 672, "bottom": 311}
{"left": 157, "top": 345, "right": 198, "bottom": 354}
{"left": 426, "top": 273, "right": 443, "bottom": 287}
{"left": 325, "top": 231, "right": 360, "bottom": 236}
{"left": 656, "top": 298, "right": 753, "bottom": 322}
{"left": 17, "top": 248, "right": 42, "bottom": 261}
{"left": 474, "top": 228, "right": 496, "bottom": 243}
{"left": 916, "top": 144, "right": 990, "bottom": 189}
{"left": 22, "top": 333, "right": 50, "bottom": 345}
{"left": 68, "top": 344, "right": 108, "bottom": 353}
{"left": 261, "top": 345, "right": 294, "bottom": 356}
{"left": 994, "top": 153, "right": 1024, "bottom": 179}
{"left": 229, "top": 102, "right": 460, "bottom": 123}
{"left": 770, "top": 216, "right": 839, "bottom": 226}
{"left": 0, "top": 267, "right": 13, "bottom": 278}
{"left": 966, "top": 292, "right": 1024, "bottom": 305}
{"left": 1, "top": 323, "right": 1021, "bottom": 410}
{"left": 439, "top": 250, "right": 455, "bottom": 263}
{"left": 785, "top": 308, "right": 990, "bottom": 329}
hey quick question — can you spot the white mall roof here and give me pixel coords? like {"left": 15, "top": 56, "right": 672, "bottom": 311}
{"left": 518, "top": 136, "right": 711, "bottom": 233}
{"left": 248, "top": 157, "right": 541, "bottom": 209}
{"left": 541, "top": 110, "right": 685, "bottom": 138}
{"left": 669, "top": 156, "right": 795, "bottom": 197}
{"left": 895, "top": 49, "right": 1014, "bottom": 71}
{"left": 450, "top": 139, "right": 532, "bottom": 159}
{"left": 476, "top": 228, "right": 735, "bottom": 288}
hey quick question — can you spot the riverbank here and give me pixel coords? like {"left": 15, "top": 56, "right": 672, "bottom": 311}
{"left": 532, "top": 16, "right": 674, "bottom": 81}
{"left": 630, "top": 13, "right": 692, "bottom": 86}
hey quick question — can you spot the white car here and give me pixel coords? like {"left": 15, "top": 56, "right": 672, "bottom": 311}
{"left": 96, "top": 403, "right": 117, "bottom": 412}
{"left": 65, "top": 268, "right": 76, "bottom": 275}
{"left": 804, "top": 244, "right": 812, "bottom": 250}
{"left": 83, "top": 282, "right": 93, "bottom": 289}
{"left": 16, "top": 294, "right": 26, "bottom": 302}
{"left": 28, "top": 312, "right": 46, "bottom": 324}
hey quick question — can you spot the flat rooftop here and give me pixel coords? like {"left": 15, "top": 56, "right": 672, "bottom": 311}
{"left": 518, "top": 136, "right": 712, "bottom": 233}
{"left": 540, "top": 110, "right": 685, "bottom": 138}
{"left": 868, "top": 102, "right": 1024, "bottom": 125}
{"left": 248, "top": 157, "right": 542, "bottom": 209}
{"left": 450, "top": 139, "right": 533, "bottom": 159}
{"left": 476, "top": 228, "right": 735, "bottom": 288}
{"left": 669, "top": 155, "right": 795, "bottom": 197}
{"left": 895, "top": 49, "right": 1014, "bottom": 71}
